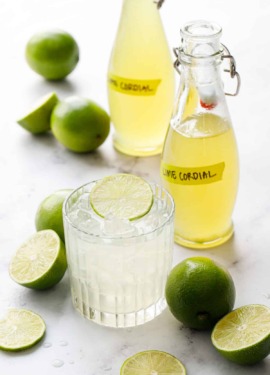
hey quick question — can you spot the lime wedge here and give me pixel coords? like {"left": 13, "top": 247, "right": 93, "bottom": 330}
{"left": 0, "top": 309, "right": 46, "bottom": 351}
{"left": 17, "top": 92, "right": 58, "bottom": 134}
{"left": 120, "top": 350, "right": 186, "bottom": 375}
{"left": 211, "top": 304, "right": 270, "bottom": 365}
{"left": 90, "top": 174, "right": 153, "bottom": 221}
{"left": 9, "top": 230, "right": 67, "bottom": 290}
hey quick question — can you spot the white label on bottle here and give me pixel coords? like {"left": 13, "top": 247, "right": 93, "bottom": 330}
{"left": 161, "top": 162, "right": 225, "bottom": 185}
{"left": 108, "top": 74, "right": 161, "bottom": 96}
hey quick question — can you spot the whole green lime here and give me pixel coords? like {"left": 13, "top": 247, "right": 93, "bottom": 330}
{"left": 35, "top": 189, "right": 72, "bottom": 242}
{"left": 165, "top": 257, "right": 236, "bottom": 330}
{"left": 25, "top": 30, "right": 79, "bottom": 80}
{"left": 51, "top": 96, "right": 110, "bottom": 153}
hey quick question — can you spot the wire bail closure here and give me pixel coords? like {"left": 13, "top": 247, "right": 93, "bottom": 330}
{"left": 173, "top": 47, "right": 182, "bottom": 75}
{"left": 173, "top": 44, "right": 241, "bottom": 96}
{"left": 221, "top": 44, "right": 241, "bottom": 96}
{"left": 154, "top": 0, "right": 165, "bottom": 9}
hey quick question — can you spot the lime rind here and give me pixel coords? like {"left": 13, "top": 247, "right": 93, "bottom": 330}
{"left": 9, "top": 230, "right": 67, "bottom": 290}
{"left": 35, "top": 189, "right": 72, "bottom": 242}
{"left": 50, "top": 97, "right": 110, "bottom": 153}
{"left": 0, "top": 309, "right": 46, "bottom": 352}
{"left": 90, "top": 174, "right": 154, "bottom": 221}
{"left": 165, "top": 257, "right": 236, "bottom": 330}
{"left": 120, "top": 350, "right": 186, "bottom": 375}
{"left": 17, "top": 92, "right": 58, "bottom": 134}
{"left": 211, "top": 304, "right": 270, "bottom": 365}
{"left": 25, "top": 30, "right": 79, "bottom": 80}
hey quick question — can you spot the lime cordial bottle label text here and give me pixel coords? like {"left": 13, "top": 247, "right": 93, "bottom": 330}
{"left": 161, "top": 162, "right": 225, "bottom": 185}
{"left": 108, "top": 74, "right": 161, "bottom": 96}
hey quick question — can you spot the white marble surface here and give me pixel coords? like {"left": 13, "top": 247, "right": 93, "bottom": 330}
{"left": 1, "top": 0, "right": 270, "bottom": 373}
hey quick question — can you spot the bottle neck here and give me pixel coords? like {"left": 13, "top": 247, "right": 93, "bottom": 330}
{"left": 172, "top": 57, "right": 230, "bottom": 125}
{"left": 183, "top": 58, "right": 223, "bottom": 88}
{"left": 178, "top": 20, "right": 224, "bottom": 90}
{"left": 119, "top": 0, "right": 162, "bottom": 41}
{"left": 180, "top": 21, "right": 222, "bottom": 57}
{"left": 171, "top": 20, "right": 232, "bottom": 133}
{"left": 122, "top": 0, "right": 158, "bottom": 12}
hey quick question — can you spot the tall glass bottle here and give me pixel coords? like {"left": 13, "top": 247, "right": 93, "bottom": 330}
{"left": 161, "top": 21, "right": 240, "bottom": 249}
{"left": 107, "top": 0, "right": 175, "bottom": 156}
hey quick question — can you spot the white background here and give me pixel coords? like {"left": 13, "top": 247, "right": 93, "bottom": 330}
{"left": 0, "top": 0, "right": 270, "bottom": 374}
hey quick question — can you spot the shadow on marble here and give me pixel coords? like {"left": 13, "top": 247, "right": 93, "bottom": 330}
{"left": 107, "top": 147, "right": 163, "bottom": 182}
{"left": 28, "top": 77, "right": 79, "bottom": 98}
{"left": 16, "top": 125, "right": 163, "bottom": 183}
{"left": 207, "top": 234, "right": 240, "bottom": 268}
{"left": 62, "top": 144, "right": 139, "bottom": 174}
{"left": 18, "top": 130, "right": 58, "bottom": 148}
{"left": 17, "top": 274, "right": 71, "bottom": 317}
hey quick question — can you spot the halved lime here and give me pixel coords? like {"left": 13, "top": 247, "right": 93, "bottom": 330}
{"left": 211, "top": 304, "right": 270, "bottom": 365}
{"left": 9, "top": 230, "right": 67, "bottom": 290}
{"left": 17, "top": 92, "right": 58, "bottom": 134}
{"left": 120, "top": 350, "right": 186, "bottom": 374}
{"left": 0, "top": 309, "right": 46, "bottom": 351}
{"left": 90, "top": 174, "right": 153, "bottom": 220}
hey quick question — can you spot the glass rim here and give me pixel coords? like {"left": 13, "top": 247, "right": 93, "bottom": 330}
{"left": 63, "top": 180, "right": 175, "bottom": 240}
{"left": 181, "top": 20, "right": 222, "bottom": 40}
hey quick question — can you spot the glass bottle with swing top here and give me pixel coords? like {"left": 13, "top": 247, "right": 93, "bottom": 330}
{"left": 161, "top": 20, "right": 241, "bottom": 249}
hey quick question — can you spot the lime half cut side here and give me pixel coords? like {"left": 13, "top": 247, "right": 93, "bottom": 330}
{"left": 9, "top": 230, "right": 67, "bottom": 290}
{"left": 120, "top": 350, "right": 186, "bottom": 375}
{"left": 90, "top": 174, "right": 153, "bottom": 221}
{"left": 17, "top": 92, "right": 58, "bottom": 134}
{"left": 0, "top": 309, "right": 46, "bottom": 352}
{"left": 211, "top": 304, "right": 270, "bottom": 365}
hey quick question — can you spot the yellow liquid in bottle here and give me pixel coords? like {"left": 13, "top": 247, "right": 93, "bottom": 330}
{"left": 161, "top": 113, "right": 239, "bottom": 248}
{"left": 107, "top": 0, "right": 175, "bottom": 156}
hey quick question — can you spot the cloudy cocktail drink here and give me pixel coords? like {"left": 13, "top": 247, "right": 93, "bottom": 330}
{"left": 63, "top": 176, "right": 174, "bottom": 328}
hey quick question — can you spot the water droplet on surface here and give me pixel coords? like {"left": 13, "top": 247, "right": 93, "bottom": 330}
{"left": 52, "top": 359, "right": 64, "bottom": 368}
{"left": 43, "top": 342, "right": 52, "bottom": 348}
{"left": 69, "top": 360, "right": 75, "bottom": 364}
{"left": 262, "top": 293, "right": 270, "bottom": 299}
{"left": 59, "top": 340, "right": 68, "bottom": 347}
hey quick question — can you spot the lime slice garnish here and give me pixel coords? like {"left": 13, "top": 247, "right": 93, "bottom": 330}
{"left": 90, "top": 174, "right": 153, "bottom": 221}
{"left": 17, "top": 92, "right": 58, "bottom": 134}
{"left": 9, "top": 230, "right": 67, "bottom": 290}
{"left": 120, "top": 350, "right": 186, "bottom": 375}
{"left": 211, "top": 304, "right": 270, "bottom": 365}
{"left": 0, "top": 309, "right": 46, "bottom": 351}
